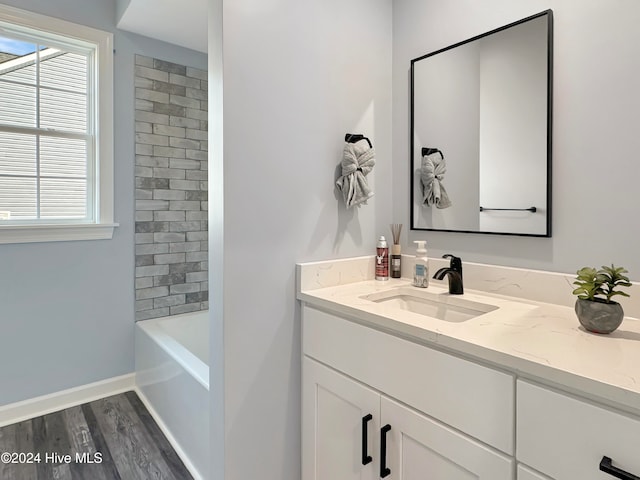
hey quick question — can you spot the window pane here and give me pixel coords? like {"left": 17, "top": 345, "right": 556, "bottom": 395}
{"left": 39, "top": 50, "right": 88, "bottom": 133}
{"left": 40, "top": 88, "right": 87, "bottom": 133}
{"left": 0, "top": 35, "right": 37, "bottom": 85}
{"left": 40, "top": 51, "right": 87, "bottom": 94}
{"left": 0, "top": 62, "right": 36, "bottom": 85}
{"left": 0, "top": 19, "right": 104, "bottom": 228}
{"left": 40, "top": 136, "right": 87, "bottom": 178}
{"left": 40, "top": 177, "right": 86, "bottom": 218}
{"left": 0, "top": 132, "right": 37, "bottom": 176}
{"left": 0, "top": 176, "right": 36, "bottom": 219}
{"left": 0, "top": 81, "right": 36, "bottom": 127}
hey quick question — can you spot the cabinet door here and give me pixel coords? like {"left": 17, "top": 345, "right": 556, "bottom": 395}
{"left": 518, "top": 464, "right": 554, "bottom": 480}
{"left": 518, "top": 380, "right": 640, "bottom": 480}
{"left": 302, "top": 357, "right": 380, "bottom": 480}
{"left": 381, "top": 396, "right": 513, "bottom": 480}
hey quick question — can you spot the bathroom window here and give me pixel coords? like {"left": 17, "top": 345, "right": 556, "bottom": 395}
{"left": 0, "top": 5, "right": 115, "bottom": 244}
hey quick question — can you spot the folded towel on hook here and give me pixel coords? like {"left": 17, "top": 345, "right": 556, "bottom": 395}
{"left": 336, "top": 139, "right": 376, "bottom": 208}
{"left": 421, "top": 151, "right": 452, "bottom": 209}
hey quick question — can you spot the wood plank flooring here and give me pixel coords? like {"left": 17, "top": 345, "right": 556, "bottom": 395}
{"left": 0, "top": 391, "right": 194, "bottom": 480}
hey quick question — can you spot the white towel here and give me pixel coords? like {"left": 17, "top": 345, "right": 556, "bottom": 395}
{"left": 336, "top": 139, "right": 375, "bottom": 208}
{"left": 420, "top": 151, "right": 452, "bottom": 209}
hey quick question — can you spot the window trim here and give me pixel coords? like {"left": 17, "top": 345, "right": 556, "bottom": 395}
{"left": 0, "top": 4, "right": 117, "bottom": 244}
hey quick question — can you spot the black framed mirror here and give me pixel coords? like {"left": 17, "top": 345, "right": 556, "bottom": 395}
{"left": 410, "top": 10, "right": 553, "bottom": 237}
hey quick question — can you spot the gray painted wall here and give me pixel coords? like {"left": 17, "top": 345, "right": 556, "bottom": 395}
{"left": 0, "top": 0, "right": 206, "bottom": 405}
{"left": 394, "top": 0, "right": 640, "bottom": 279}
{"left": 216, "top": 0, "right": 392, "bottom": 478}
{"left": 115, "top": 0, "right": 131, "bottom": 23}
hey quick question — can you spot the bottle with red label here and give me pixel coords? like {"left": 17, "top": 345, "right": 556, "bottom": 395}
{"left": 375, "top": 236, "right": 389, "bottom": 281}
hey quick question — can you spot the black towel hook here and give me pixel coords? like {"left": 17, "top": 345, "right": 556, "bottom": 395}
{"left": 422, "top": 147, "right": 443, "bottom": 158}
{"left": 345, "top": 133, "right": 373, "bottom": 149}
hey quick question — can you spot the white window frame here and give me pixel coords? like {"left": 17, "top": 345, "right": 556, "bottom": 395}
{"left": 0, "top": 4, "right": 117, "bottom": 244}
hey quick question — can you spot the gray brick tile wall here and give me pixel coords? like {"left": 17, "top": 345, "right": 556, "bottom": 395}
{"left": 136, "top": 110, "right": 170, "bottom": 125}
{"left": 153, "top": 190, "right": 185, "bottom": 200}
{"left": 136, "top": 278, "right": 153, "bottom": 289}
{"left": 169, "top": 73, "right": 201, "bottom": 88}
{"left": 136, "top": 156, "right": 168, "bottom": 168}
{"left": 135, "top": 55, "right": 154, "bottom": 68}
{"left": 154, "top": 59, "right": 187, "bottom": 75}
{"left": 170, "top": 117, "right": 201, "bottom": 129}
{"left": 135, "top": 55, "right": 208, "bottom": 321}
{"left": 170, "top": 303, "right": 201, "bottom": 315}
{"left": 154, "top": 273, "right": 186, "bottom": 286}
{"left": 135, "top": 65, "right": 168, "bottom": 82}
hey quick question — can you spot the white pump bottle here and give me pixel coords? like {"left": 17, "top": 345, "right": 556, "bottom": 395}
{"left": 413, "top": 240, "right": 429, "bottom": 288}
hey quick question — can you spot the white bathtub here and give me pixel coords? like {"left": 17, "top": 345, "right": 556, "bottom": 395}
{"left": 135, "top": 310, "right": 209, "bottom": 480}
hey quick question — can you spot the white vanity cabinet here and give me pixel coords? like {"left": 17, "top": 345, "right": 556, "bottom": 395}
{"left": 302, "top": 306, "right": 514, "bottom": 480}
{"left": 517, "top": 380, "right": 640, "bottom": 480}
{"left": 298, "top": 258, "right": 640, "bottom": 480}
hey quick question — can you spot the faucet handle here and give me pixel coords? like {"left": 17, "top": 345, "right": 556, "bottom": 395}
{"left": 442, "top": 254, "right": 462, "bottom": 272}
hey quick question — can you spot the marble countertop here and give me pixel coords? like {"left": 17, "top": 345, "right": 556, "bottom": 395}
{"left": 298, "top": 277, "right": 640, "bottom": 415}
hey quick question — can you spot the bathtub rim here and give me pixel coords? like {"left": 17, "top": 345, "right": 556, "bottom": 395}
{"left": 136, "top": 312, "right": 209, "bottom": 390}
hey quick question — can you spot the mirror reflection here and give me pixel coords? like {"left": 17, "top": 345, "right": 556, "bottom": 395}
{"left": 411, "top": 11, "right": 552, "bottom": 237}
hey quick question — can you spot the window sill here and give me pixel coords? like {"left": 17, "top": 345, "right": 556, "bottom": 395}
{"left": 0, "top": 223, "right": 119, "bottom": 245}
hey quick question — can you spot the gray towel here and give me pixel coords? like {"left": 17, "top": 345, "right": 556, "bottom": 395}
{"left": 336, "top": 139, "right": 375, "bottom": 208}
{"left": 420, "top": 151, "right": 452, "bottom": 209}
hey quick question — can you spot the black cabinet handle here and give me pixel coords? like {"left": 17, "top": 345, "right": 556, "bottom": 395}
{"left": 361, "top": 414, "right": 373, "bottom": 465}
{"left": 600, "top": 456, "right": 640, "bottom": 480}
{"left": 380, "top": 424, "right": 391, "bottom": 478}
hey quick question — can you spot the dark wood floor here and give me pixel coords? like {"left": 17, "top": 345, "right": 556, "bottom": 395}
{"left": 0, "top": 391, "right": 193, "bottom": 480}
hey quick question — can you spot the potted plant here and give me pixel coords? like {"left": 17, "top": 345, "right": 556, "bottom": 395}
{"left": 572, "top": 265, "right": 632, "bottom": 334}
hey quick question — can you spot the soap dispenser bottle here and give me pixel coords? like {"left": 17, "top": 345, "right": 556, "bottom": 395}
{"left": 413, "top": 240, "right": 429, "bottom": 288}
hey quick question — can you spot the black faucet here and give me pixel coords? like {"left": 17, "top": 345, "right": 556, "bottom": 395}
{"left": 433, "top": 254, "right": 464, "bottom": 294}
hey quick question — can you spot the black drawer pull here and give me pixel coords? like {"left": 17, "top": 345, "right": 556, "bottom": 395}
{"left": 361, "top": 414, "right": 373, "bottom": 465}
{"left": 380, "top": 424, "right": 391, "bottom": 478}
{"left": 600, "top": 456, "right": 640, "bottom": 480}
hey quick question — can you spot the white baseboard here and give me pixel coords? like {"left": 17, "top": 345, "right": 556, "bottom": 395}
{"left": 134, "top": 386, "right": 203, "bottom": 480}
{"left": 0, "top": 373, "right": 135, "bottom": 428}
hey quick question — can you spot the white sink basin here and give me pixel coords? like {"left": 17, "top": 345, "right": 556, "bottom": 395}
{"left": 360, "top": 287, "right": 498, "bottom": 322}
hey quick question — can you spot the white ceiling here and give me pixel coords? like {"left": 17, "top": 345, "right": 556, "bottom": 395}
{"left": 117, "top": 0, "right": 208, "bottom": 53}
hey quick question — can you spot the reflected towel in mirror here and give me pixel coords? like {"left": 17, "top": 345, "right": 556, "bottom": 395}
{"left": 421, "top": 151, "right": 452, "bottom": 209}
{"left": 336, "top": 139, "right": 375, "bottom": 208}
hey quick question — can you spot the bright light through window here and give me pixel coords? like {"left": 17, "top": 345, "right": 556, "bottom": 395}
{"left": 0, "top": 37, "right": 91, "bottom": 221}
{"left": 0, "top": 4, "right": 115, "bottom": 243}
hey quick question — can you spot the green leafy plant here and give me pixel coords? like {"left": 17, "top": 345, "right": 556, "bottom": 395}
{"left": 572, "top": 265, "right": 632, "bottom": 303}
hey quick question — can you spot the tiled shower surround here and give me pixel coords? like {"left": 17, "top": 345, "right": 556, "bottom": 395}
{"left": 134, "top": 55, "right": 208, "bottom": 321}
